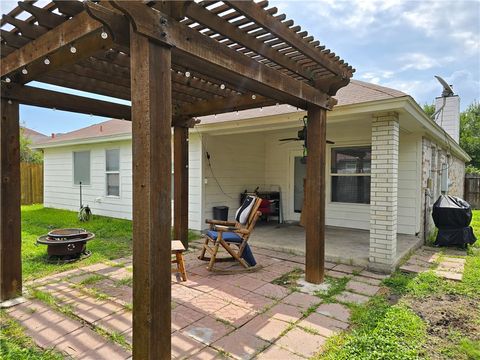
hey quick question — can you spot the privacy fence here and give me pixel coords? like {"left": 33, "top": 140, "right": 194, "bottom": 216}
{"left": 465, "top": 174, "right": 480, "bottom": 209}
{"left": 21, "top": 162, "right": 43, "bottom": 205}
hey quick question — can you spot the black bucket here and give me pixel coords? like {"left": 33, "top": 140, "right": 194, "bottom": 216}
{"left": 213, "top": 206, "right": 229, "bottom": 221}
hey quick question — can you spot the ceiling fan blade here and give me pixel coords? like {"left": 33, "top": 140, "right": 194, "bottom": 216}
{"left": 279, "top": 138, "right": 300, "bottom": 141}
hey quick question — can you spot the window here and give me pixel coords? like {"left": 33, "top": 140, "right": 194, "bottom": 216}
{"left": 106, "top": 149, "right": 120, "bottom": 196}
{"left": 331, "top": 146, "right": 371, "bottom": 204}
{"left": 73, "top": 151, "right": 90, "bottom": 185}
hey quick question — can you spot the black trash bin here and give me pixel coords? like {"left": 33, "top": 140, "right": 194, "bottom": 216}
{"left": 213, "top": 206, "right": 229, "bottom": 221}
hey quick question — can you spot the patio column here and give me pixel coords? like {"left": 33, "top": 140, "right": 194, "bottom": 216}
{"left": 0, "top": 99, "right": 22, "bottom": 301}
{"left": 130, "top": 29, "right": 172, "bottom": 359}
{"left": 305, "top": 104, "right": 327, "bottom": 284}
{"left": 173, "top": 125, "right": 189, "bottom": 250}
{"left": 369, "top": 112, "right": 399, "bottom": 271}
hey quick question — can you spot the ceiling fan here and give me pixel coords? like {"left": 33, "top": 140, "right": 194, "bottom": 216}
{"left": 278, "top": 116, "right": 335, "bottom": 144}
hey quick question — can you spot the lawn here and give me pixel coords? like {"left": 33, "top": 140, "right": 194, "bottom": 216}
{"left": 20, "top": 205, "right": 198, "bottom": 280}
{"left": 317, "top": 210, "right": 480, "bottom": 360}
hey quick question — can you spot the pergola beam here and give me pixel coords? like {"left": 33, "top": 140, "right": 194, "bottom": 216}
{"left": 180, "top": 2, "right": 315, "bottom": 81}
{"left": 130, "top": 28, "right": 172, "bottom": 359}
{"left": 0, "top": 11, "right": 111, "bottom": 83}
{"left": 0, "top": 99, "right": 22, "bottom": 301}
{"left": 1, "top": 84, "right": 131, "bottom": 120}
{"left": 109, "top": 2, "right": 334, "bottom": 110}
{"left": 227, "top": 1, "right": 352, "bottom": 79}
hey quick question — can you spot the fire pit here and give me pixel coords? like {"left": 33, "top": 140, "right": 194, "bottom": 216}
{"left": 37, "top": 228, "right": 95, "bottom": 263}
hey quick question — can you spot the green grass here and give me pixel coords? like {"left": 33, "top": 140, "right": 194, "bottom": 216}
{"left": 21, "top": 205, "right": 200, "bottom": 280}
{"left": 0, "top": 310, "right": 64, "bottom": 360}
{"left": 316, "top": 210, "right": 480, "bottom": 360}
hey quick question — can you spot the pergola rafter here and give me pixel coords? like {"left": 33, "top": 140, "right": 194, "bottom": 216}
{"left": 0, "top": 1, "right": 354, "bottom": 358}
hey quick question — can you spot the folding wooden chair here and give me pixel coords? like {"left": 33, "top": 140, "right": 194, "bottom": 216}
{"left": 199, "top": 196, "right": 262, "bottom": 273}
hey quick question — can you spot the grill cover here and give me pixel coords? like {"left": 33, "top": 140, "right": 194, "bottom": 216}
{"left": 432, "top": 195, "right": 477, "bottom": 247}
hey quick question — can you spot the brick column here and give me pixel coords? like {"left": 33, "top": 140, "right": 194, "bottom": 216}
{"left": 369, "top": 112, "right": 399, "bottom": 270}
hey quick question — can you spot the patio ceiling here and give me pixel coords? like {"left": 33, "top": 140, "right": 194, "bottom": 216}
{"left": 1, "top": 0, "right": 354, "bottom": 119}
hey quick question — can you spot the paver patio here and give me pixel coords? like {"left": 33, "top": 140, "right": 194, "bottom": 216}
{"left": 4, "top": 243, "right": 464, "bottom": 359}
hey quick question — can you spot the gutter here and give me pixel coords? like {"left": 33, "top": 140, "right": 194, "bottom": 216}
{"left": 32, "top": 133, "right": 132, "bottom": 149}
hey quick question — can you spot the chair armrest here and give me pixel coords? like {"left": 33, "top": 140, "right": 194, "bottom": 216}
{"left": 205, "top": 219, "right": 236, "bottom": 226}
{"left": 214, "top": 225, "right": 239, "bottom": 232}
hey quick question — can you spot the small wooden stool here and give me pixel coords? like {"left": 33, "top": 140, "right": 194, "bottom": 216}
{"left": 172, "top": 240, "right": 187, "bottom": 281}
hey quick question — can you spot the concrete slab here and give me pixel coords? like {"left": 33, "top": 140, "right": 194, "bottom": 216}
{"left": 249, "top": 223, "right": 421, "bottom": 271}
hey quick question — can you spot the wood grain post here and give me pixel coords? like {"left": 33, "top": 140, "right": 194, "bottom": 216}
{"left": 0, "top": 98, "right": 22, "bottom": 301}
{"left": 173, "top": 125, "right": 189, "bottom": 250}
{"left": 130, "top": 28, "right": 171, "bottom": 359}
{"left": 305, "top": 104, "right": 327, "bottom": 284}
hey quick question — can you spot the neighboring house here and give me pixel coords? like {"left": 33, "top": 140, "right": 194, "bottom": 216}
{"left": 34, "top": 80, "right": 470, "bottom": 270}
{"left": 21, "top": 126, "right": 49, "bottom": 146}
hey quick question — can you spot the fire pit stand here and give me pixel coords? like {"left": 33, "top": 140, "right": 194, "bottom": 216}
{"left": 37, "top": 228, "right": 95, "bottom": 263}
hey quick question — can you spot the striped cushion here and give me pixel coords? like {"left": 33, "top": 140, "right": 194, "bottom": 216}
{"left": 235, "top": 196, "right": 256, "bottom": 225}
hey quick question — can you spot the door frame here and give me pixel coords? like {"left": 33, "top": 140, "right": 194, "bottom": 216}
{"left": 288, "top": 149, "right": 305, "bottom": 221}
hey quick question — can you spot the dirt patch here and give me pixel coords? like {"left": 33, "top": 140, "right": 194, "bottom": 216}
{"left": 408, "top": 294, "right": 480, "bottom": 358}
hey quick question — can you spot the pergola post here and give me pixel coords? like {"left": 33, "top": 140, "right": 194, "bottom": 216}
{"left": 305, "top": 104, "right": 327, "bottom": 284}
{"left": 0, "top": 99, "right": 22, "bottom": 301}
{"left": 130, "top": 29, "right": 172, "bottom": 359}
{"left": 173, "top": 125, "right": 189, "bottom": 250}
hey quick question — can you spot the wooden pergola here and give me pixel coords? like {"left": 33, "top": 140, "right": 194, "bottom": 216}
{"left": 0, "top": 1, "right": 354, "bottom": 358}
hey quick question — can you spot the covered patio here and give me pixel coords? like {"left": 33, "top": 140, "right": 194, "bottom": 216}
{"left": 1, "top": 1, "right": 354, "bottom": 358}
{"left": 249, "top": 224, "right": 422, "bottom": 268}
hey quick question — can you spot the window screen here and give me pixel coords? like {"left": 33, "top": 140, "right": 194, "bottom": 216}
{"left": 331, "top": 146, "right": 371, "bottom": 204}
{"left": 106, "top": 149, "right": 120, "bottom": 196}
{"left": 73, "top": 151, "right": 90, "bottom": 185}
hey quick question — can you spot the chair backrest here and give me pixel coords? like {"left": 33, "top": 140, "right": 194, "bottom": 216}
{"left": 235, "top": 196, "right": 262, "bottom": 231}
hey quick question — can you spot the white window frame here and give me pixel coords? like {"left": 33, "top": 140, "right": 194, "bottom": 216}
{"left": 105, "top": 148, "right": 121, "bottom": 197}
{"left": 329, "top": 145, "right": 372, "bottom": 205}
{"left": 72, "top": 150, "right": 91, "bottom": 186}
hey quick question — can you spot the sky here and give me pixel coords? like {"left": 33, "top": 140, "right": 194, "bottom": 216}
{"left": 1, "top": 0, "right": 479, "bottom": 135}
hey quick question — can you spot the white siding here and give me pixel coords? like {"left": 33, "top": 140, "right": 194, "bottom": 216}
{"left": 397, "top": 132, "right": 422, "bottom": 235}
{"left": 187, "top": 133, "right": 204, "bottom": 230}
{"left": 201, "top": 133, "right": 266, "bottom": 223}
{"left": 44, "top": 140, "right": 133, "bottom": 219}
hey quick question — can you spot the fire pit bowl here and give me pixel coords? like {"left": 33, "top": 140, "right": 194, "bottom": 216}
{"left": 47, "top": 228, "right": 89, "bottom": 240}
{"left": 37, "top": 228, "right": 95, "bottom": 263}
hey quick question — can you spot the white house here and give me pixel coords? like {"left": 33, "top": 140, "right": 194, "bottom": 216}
{"left": 35, "top": 80, "right": 470, "bottom": 271}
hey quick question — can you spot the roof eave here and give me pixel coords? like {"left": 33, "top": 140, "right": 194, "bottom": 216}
{"left": 32, "top": 133, "right": 132, "bottom": 149}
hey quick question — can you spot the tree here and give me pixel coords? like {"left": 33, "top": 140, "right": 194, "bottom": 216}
{"left": 423, "top": 103, "right": 435, "bottom": 118}
{"left": 20, "top": 128, "right": 43, "bottom": 164}
{"left": 459, "top": 101, "right": 480, "bottom": 171}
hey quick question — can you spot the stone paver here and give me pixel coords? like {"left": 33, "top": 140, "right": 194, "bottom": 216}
{"left": 345, "top": 280, "right": 381, "bottom": 296}
{"left": 282, "top": 292, "right": 321, "bottom": 309}
{"left": 172, "top": 331, "right": 206, "bottom": 359}
{"left": 214, "top": 303, "right": 256, "bottom": 328}
{"left": 276, "top": 327, "right": 326, "bottom": 358}
{"left": 182, "top": 316, "right": 234, "bottom": 345}
{"left": 241, "top": 314, "right": 291, "bottom": 342}
{"left": 315, "top": 303, "right": 351, "bottom": 323}
{"left": 332, "top": 264, "right": 364, "bottom": 274}
{"left": 255, "top": 344, "right": 305, "bottom": 359}
{"left": 298, "top": 312, "right": 349, "bottom": 337}
{"left": 212, "top": 328, "right": 269, "bottom": 360}
{"left": 351, "top": 275, "right": 382, "bottom": 286}
{"left": 399, "top": 247, "right": 467, "bottom": 282}
{"left": 334, "top": 291, "right": 370, "bottom": 305}
{"left": 265, "top": 303, "right": 304, "bottom": 323}
{"left": 252, "top": 283, "right": 290, "bottom": 300}
{"left": 7, "top": 248, "right": 393, "bottom": 359}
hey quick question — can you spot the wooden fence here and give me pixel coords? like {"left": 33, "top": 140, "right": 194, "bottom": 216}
{"left": 465, "top": 174, "right": 480, "bottom": 209}
{"left": 20, "top": 162, "right": 43, "bottom": 205}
